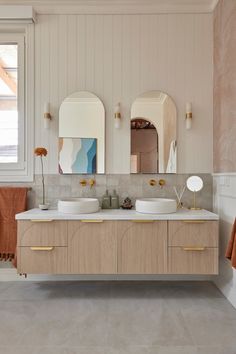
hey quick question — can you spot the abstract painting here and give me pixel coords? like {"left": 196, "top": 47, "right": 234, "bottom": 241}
{"left": 59, "top": 138, "right": 97, "bottom": 174}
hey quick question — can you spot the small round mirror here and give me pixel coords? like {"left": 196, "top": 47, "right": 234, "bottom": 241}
{"left": 186, "top": 176, "right": 203, "bottom": 192}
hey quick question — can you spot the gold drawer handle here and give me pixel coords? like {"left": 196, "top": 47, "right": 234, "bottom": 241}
{"left": 183, "top": 247, "right": 205, "bottom": 251}
{"left": 132, "top": 220, "right": 154, "bottom": 223}
{"left": 30, "top": 247, "right": 54, "bottom": 251}
{"left": 183, "top": 220, "right": 206, "bottom": 224}
{"left": 81, "top": 220, "right": 104, "bottom": 223}
{"left": 30, "top": 219, "right": 54, "bottom": 223}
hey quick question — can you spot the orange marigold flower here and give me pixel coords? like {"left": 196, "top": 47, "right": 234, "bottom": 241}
{"left": 34, "top": 147, "right": 48, "bottom": 156}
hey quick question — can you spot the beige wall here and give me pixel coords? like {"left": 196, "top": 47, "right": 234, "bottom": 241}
{"left": 34, "top": 13, "right": 213, "bottom": 174}
{"left": 213, "top": 0, "right": 236, "bottom": 172}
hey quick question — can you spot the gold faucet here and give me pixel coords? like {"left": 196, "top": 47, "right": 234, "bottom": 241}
{"left": 88, "top": 179, "right": 96, "bottom": 188}
{"left": 158, "top": 179, "right": 166, "bottom": 188}
{"left": 149, "top": 179, "right": 166, "bottom": 188}
{"left": 149, "top": 179, "right": 157, "bottom": 186}
{"left": 80, "top": 179, "right": 87, "bottom": 187}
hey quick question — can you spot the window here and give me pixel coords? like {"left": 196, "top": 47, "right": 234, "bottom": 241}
{"left": 0, "top": 29, "right": 34, "bottom": 181}
{"left": 0, "top": 35, "right": 24, "bottom": 169}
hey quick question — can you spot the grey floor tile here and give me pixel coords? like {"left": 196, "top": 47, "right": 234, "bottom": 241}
{"left": 0, "top": 281, "right": 236, "bottom": 353}
{"left": 33, "top": 347, "right": 112, "bottom": 354}
{"left": 0, "top": 347, "right": 112, "bottom": 354}
{"left": 0, "top": 281, "right": 14, "bottom": 293}
{"left": 113, "top": 346, "right": 151, "bottom": 354}
{"left": 16, "top": 298, "right": 109, "bottom": 346}
{"left": 107, "top": 296, "right": 193, "bottom": 346}
{"left": 196, "top": 347, "right": 236, "bottom": 354}
{"left": 0, "top": 348, "right": 38, "bottom": 354}
{"left": 0, "top": 281, "right": 68, "bottom": 301}
{"left": 149, "top": 346, "right": 197, "bottom": 354}
{"left": 181, "top": 307, "right": 236, "bottom": 346}
{"left": 0, "top": 301, "right": 38, "bottom": 345}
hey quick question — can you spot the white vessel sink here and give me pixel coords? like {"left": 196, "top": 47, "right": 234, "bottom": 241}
{"left": 135, "top": 198, "right": 177, "bottom": 214}
{"left": 58, "top": 198, "right": 99, "bottom": 214}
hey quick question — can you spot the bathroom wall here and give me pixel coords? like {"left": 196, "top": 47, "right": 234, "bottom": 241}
{"left": 0, "top": 174, "right": 213, "bottom": 211}
{"left": 213, "top": 0, "right": 236, "bottom": 173}
{"left": 213, "top": 0, "right": 236, "bottom": 308}
{"left": 34, "top": 13, "right": 213, "bottom": 174}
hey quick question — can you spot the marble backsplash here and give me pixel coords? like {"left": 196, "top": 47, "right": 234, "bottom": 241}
{"left": 1, "top": 174, "right": 213, "bottom": 211}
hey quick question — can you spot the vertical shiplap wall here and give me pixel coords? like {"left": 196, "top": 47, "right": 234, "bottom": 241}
{"left": 34, "top": 13, "right": 213, "bottom": 174}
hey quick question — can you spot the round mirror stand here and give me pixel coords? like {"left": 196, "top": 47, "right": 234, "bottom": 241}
{"left": 186, "top": 176, "right": 204, "bottom": 210}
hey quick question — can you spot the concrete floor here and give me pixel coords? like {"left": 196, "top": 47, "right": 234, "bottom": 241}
{"left": 0, "top": 281, "right": 235, "bottom": 354}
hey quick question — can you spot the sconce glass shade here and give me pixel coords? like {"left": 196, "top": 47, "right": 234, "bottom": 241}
{"left": 186, "top": 117, "right": 192, "bottom": 130}
{"left": 44, "top": 117, "right": 50, "bottom": 129}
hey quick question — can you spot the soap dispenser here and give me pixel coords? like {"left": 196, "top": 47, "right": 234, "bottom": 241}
{"left": 102, "top": 190, "right": 111, "bottom": 209}
{"left": 111, "top": 189, "right": 119, "bottom": 209}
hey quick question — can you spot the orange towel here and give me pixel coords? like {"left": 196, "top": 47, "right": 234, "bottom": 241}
{"left": 0, "top": 187, "right": 28, "bottom": 264}
{"left": 225, "top": 218, "right": 236, "bottom": 268}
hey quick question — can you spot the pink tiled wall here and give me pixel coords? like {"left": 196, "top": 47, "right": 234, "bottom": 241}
{"left": 214, "top": 0, "right": 236, "bottom": 172}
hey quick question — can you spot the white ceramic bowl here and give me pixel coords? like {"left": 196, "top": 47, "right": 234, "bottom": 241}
{"left": 135, "top": 198, "right": 177, "bottom": 214}
{"left": 58, "top": 198, "right": 99, "bottom": 214}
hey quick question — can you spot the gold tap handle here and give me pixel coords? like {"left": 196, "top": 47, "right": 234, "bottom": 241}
{"left": 183, "top": 220, "right": 206, "bottom": 223}
{"left": 30, "top": 219, "right": 54, "bottom": 222}
{"left": 132, "top": 220, "right": 154, "bottom": 223}
{"left": 183, "top": 247, "right": 205, "bottom": 251}
{"left": 30, "top": 247, "right": 54, "bottom": 251}
{"left": 81, "top": 220, "right": 104, "bottom": 223}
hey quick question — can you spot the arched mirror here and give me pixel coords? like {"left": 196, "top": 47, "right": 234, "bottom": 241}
{"left": 59, "top": 91, "right": 105, "bottom": 174}
{"left": 130, "top": 90, "right": 177, "bottom": 174}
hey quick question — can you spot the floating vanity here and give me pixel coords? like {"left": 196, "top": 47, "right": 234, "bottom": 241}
{"left": 16, "top": 208, "right": 219, "bottom": 276}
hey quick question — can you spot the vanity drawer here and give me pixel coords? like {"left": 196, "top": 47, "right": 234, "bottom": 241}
{"left": 168, "top": 220, "right": 218, "bottom": 247}
{"left": 18, "top": 246, "right": 68, "bottom": 274}
{"left": 18, "top": 220, "right": 68, "bottom": 247}
{"left": 168, "top": 247, "right": 218, "bottom": 274}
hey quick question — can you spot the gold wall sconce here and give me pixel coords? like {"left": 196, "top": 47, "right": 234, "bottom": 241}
{"left": 185, "top": 102, "right": 192, "bottom": 130}
{"left": 114, "top": 102, "right": 121, "bottom": 129}
{"left": 44, "top": 102, "right": 52, "bottom": 129}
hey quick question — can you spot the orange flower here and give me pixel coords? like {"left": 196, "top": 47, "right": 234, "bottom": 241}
{"left": 34, "top": 147, "right": 48, "bottom": 156}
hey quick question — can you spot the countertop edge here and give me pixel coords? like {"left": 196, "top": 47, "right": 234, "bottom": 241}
{"left": 15, "top": 208, "right": 219, "bottom": 221}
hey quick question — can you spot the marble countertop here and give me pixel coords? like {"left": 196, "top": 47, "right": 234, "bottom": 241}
{"left": 16, "top": 208, "right": 219, "bottom": 220}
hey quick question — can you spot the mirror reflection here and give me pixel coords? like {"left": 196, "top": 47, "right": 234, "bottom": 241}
{"left": 130, "top": 91, "right": 177, "bottom": 174}
{"left": 59, "top": 91, "right": 105, "bottom": 174}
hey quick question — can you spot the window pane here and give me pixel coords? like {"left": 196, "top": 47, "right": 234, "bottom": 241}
{"left": 0, "top": 44, "right": 18, "bottom": 163}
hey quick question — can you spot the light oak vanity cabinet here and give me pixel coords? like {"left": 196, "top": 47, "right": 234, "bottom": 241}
{"left": 68, "top": 220, "right": 117, "bottom": 274}
{"left": 168, "top": 220, "right": 219, "bottom": 274}
{"left": 117, "top": 221, "right": 167, "bottom": 274}
{"left": 17, "top": 218, "right": 219, "bottom": 276}
{"left": 17, "top": 220, "right": 68, "bottom": 274}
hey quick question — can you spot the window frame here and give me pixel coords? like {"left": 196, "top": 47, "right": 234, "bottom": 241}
{"left": 0, "top": 25, "right": 34, "bottom": 181}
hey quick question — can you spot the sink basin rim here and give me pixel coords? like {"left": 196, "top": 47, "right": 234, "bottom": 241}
{"left": 137, "top": 198, "right": 176, "bottom": 203}
{"left": 58, "top": 198, "right": 100, "bottom": 214}
{"left": 59, "top": 198, "right": 99, "bottom": 203}
{"left": 135, "top": 198, "right": 177, "bottom": 214}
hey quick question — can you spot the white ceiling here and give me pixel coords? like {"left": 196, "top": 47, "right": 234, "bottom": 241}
{"left": 0, "top": 0, "right": 220, "bottom": 14}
